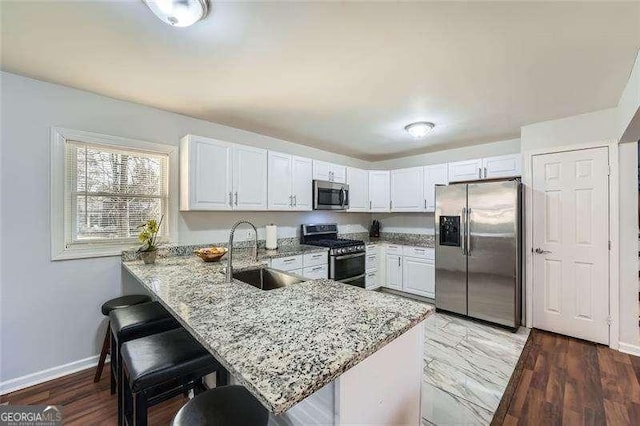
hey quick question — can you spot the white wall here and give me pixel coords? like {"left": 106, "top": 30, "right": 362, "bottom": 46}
{"left": 0, "top": 72, "right": 372, "bottom": 387}
{"left": 521, "top": 108, "right": 639, "bottom": 349}
{"left": 618, "top": 51, "right": 640, "bottom": 143}
{"left": 369, "top": 138, "right": 521, "bottom": 169}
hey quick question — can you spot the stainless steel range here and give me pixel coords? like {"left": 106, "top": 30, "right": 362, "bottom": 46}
{"left": 300, "top": 223, "right": 366, "bottom": 288}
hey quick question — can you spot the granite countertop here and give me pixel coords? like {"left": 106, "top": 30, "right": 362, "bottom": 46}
{"left": 256, "top": 244, "right": 328, "bottom": 260}
{"left": 365, "top": 235, "right": 435, "bottom": 248}
{"left": 122, "top": 252, "right": 432, "bottom": 414}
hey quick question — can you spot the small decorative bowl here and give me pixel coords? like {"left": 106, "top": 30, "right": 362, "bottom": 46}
{"left": 194, "top": 247, "right": 228, "bottom": 262}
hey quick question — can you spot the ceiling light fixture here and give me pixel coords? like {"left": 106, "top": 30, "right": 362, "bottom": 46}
{"left": 404, "top": 122, "right": 435, "bottom": 139}
{"left": 143, "top": 0, "right": 209, "bottom": 27}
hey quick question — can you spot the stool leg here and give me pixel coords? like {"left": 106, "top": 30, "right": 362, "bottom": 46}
{"left": 110, "top": 331, "right": 117, "bottom": 395}
{"left": 94, "top": 321, "right": 110, "bottom": 383}
{"left": 132, "top": 391, "right": 148, "bottom": 426}
{"left": 216, "top": 367, "right": 229, "bottom": 387}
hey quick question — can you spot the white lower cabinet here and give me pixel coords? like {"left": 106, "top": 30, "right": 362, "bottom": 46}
{"left": 365, "top": 270, "right": 379, "bottom": 289}
{"left": 303, "top": 264, "right": 328, "bottom": 280}
{"left": 385, "top": 254, "right": 403, "bottom": 290}
{"left": 402, "top": 257, "right": 435, "bottom": 299}
{"left": 365, "top": 245, "right": 382, "bottom": 290}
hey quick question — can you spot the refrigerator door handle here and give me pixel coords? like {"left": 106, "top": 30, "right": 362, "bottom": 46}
{"left": 461, "top": 207, "right": 467, "bottom": 255}
{"left": 466, "top": 207, "right": 472, "bottom": 255}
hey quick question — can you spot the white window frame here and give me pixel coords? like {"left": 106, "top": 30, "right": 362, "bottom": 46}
{"left": 51, "top": 127, "right": 178, "bottom": 260}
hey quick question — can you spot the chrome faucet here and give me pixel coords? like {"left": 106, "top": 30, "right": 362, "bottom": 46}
{"left": 226, "top": 221, "right": 259, "bottom": 283}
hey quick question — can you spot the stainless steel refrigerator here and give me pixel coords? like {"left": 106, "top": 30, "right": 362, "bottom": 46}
{"left": 435, "top": 179, "right": 522, "bottom": 329}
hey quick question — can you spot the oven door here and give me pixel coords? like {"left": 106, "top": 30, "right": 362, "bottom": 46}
{"left": 331, "top": 252, "right": 365, "bottom": 281}
{"left": 314, "top": 180, "right": 349, "bottom": 210}
{"left": 340, "top": 273, "right": 366, "bottom": 289}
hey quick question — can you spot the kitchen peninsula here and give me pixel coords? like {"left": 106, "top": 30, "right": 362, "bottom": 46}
{"left": 122, "top": 246, "right": 432, "bottom": 425}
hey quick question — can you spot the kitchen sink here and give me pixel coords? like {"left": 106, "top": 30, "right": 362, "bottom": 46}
{"left": 232, "top": 267, "right": 304, "bottom": 291}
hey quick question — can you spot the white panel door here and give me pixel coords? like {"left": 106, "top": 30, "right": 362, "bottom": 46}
{"left": 268, "top": 151, "right": 293, "bottom": 210}
{"left": 330, "top": 164, "right": 347, "bottom": 184}
{"left": 190, "top": 137, "right": 233, "bottom": 210}
{"left": 532, "top": 147, "right": 609, "bottom": 344}
{"left": 482, "top": 154, "right": 522, "bottom": 179}
{"left": 391, "top": 167, "right": 423, "bottom": 212}
{"left": 347, "top": 167, "right": 369, "bottom": 212}
{"left": 292, "top": 156, "right": 313, "bottom": 211}
{"left": 423, "top": 164, "right": 448, "bottom": 212}
{"left": 385, "top": 255, "right": 402, "bottom": 290}
{"left": 369, "top": 171, "right": 390, "bottom": 212}
{"left": 233, "top": 145, "right": 267, "bottom": 210}
{"left": 313, "top": 160, "right": 331, "bottom": 181}
{"left": 448, "top": 159, "right": 483, "bottom": 183}
{"left": 402, "top": 257, "right": 435, "bottom": 298}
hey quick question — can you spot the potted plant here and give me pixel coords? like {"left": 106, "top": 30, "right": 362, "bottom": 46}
{"left": 137, "top": 215, "right": 163, "bottom": 264}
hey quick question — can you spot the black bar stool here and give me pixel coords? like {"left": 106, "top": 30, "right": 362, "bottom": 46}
{"left": 119, "top": 328, "right": 228, "bottom": 426}
{"left": 171, "top": 385, "right": 268, "bottom": 426}
{"left": 109, "top": 301, "right": 180, "bottom": 396}
{"left": 94, "top": 294, "right": 151, "bottom": 383}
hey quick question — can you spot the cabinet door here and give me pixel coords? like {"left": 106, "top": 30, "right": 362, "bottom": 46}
{"left": 402, "top": 257, "right": 435, "bottom": 298}
{"left": 313, "top": 160, "right": 331, "bottom": 181}
{"left": 369, "top": 171, "right": 390, "bottom": 212}
{"left": 482, "top": 154, "right": 522, "bottom": 179}
{"left": 448, "top": 159, "right": 483, "bottom": 183}
{"left": 330, "top": 164, "right": 347, "bottom": 183}
{"left": 391, "top": 167, "right": 423, "bottom": 212}
{"left": 424, "top": 164, "right": 448, "bottom": 212}
{"left": 365, "top": 269, "right": 379, "bottom": 290}
{"left": 268, "top": 151, "right": 293, "bottom": 210}
{"left": 185, "top": 136, "right": 233, "bottom": 210}
{"left": 292, "top": 156, "right": 313, "bottom": 211}
{"left": 385, "top": 254, "right": 403, "bottom": 290}
{"left": 347, "top": 167, "right": 369, "bottom": 212}
{"left": 303, "top": 264, "right": 328, "bottom": 280}
{"left": 233, "top": 145, "right": 267, "bottom": 210}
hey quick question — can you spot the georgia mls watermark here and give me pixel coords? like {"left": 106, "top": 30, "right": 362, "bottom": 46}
{"left": 0, "top": 405, "right": 63, "bottom": 426}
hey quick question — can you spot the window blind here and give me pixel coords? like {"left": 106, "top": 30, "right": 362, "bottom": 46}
{"left": 64, "top": 140, "right": 169, "bottom": 246}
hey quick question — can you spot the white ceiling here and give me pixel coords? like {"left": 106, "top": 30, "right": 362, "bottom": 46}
{"left": 1, "top": 1, "right": 639, "bottom": 161}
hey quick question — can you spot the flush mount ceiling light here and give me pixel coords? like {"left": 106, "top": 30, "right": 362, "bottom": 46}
{"left": 404, "top": 121, "right": 435, "bottom": 139}
{"left": 143, "top": 0, "right": 209, "bottom": 27}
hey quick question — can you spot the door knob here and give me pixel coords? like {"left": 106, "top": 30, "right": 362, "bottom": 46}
{"left": 534, "top": 248, "right": 551, "bottom": 254}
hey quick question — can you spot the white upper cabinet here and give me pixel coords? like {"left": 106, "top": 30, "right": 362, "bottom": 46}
{"left": 448, "top": 158, "right": 483, "bottom": 183}
{"left": 347, "top": 167, "right": 369, "bottom": 212}
{"left": 369, "top": 170, "right": 390, "bottom": 212}
{"left": 267, "top": 151, "right": 293, "bottom": 210}
{"left": 313, "top": 160, "right": 346, "bottom": 183}
{"left": 268, "top": 151, "right": 312, "bottom": 211}
{"left": 180, "top": 135, "right": 233, "bottom": 210}
{"left": 291, "top": 156, "right": 313, "bottom": 210}
{"left": 232, "top": 145, "right": 267, "bottom": 210}
{"left": 482, "top": 154, "right": 522, "bottom": 179}
{"left": 423, "top": 163, "right": 448, "bottom": 212}
{"left": 391, "top": 167, "right": 423, "bottom": 212}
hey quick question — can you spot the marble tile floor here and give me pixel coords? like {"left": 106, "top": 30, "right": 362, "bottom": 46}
{"left": 421, "top": 311, "right": 530, "bottom": 425}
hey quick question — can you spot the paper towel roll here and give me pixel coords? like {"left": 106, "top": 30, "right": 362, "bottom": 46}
{"left": 265, "top": 224, "right": 278, "bottom": 250}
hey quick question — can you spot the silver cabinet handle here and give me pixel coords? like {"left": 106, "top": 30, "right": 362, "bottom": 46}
{"left": 294, "top": 195, "right": 297, "bottom": 206}
{"left": 478, "top": 168, "right": 482, "bottom": 179}
{"left": 311, "top": 266, "right": 324, "bottom": 271}
{"left": 234, "top": 191, "right": 238, "bottom": 206}
{"left": 283, "top": 258, "right": 296, "bottom": 263}
{"left": 229, "top": 191, "right": 233, "bottom": 207}
{"left": 369, "top": 201, "right": 372, "bottom": 210}
{"left": 289, "top": 195, "right": 293, "bottom": 207}
{"left": 398, "top": 257, "right": 401, "bottom": 267}
{"left": 424, "top": 199, "right": 427, "bottom": 209}
{"left": 534, "top": 248, "right": 552, "bottom": 254}
{"left": 483, "top": 167, "right": 487, "bottom": 179}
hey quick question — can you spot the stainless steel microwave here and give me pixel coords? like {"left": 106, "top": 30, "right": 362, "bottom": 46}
{"left": 313, "top": 180, "right": 349, "bottom": 210}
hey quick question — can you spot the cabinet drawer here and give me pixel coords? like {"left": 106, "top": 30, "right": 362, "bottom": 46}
{"left": 365, "top": 270, "right": 379, "bottom": 289}
{"left": 303, "top": 264, "right": 328, "bottom": 280}
{"left": 385, "top": 244, "right": 403, "bottom": 255}
{"left": 366, "top": 253, "right": 378, "bottom": 270}
{"left": 402, "top": 246, "right": 434, "bottom": 260}
{"left": 366, "top": 244, "right": 379, "bottom": 255}
{"left": 271, "top": 255, "right": 303, "bottom": 271}
{"left": 303, "top": 251, "right": 328, "bottom": 268}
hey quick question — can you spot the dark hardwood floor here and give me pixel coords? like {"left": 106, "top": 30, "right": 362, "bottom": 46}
{"left": 2, "top": 330, "right": 640, "bottom": 425}
{"left": 493, "top": 329, "right": 640, "bottom": 426}
{"left": 0, "top": 363, "right": 187, "bottom": 425}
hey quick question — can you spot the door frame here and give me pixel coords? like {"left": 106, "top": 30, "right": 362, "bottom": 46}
{"left": 523, "top": 140, "right": 619, "bottom": 349}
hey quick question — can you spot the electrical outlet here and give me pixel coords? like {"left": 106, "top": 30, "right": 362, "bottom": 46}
{"left": 247, "top": 230, "right": 253, "bottom": 239}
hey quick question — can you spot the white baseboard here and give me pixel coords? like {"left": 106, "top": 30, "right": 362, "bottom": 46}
{"left": 618, "top": 342, "right": 640, "bottom": 357}
{"left": 0, "top": 354, "right": 109, "bottom": 395}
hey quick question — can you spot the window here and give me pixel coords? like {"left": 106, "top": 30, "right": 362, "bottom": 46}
{"left": 51, "top": 128, "right": 177, "bottom": 260}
